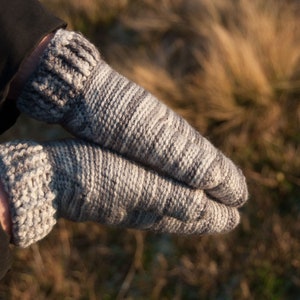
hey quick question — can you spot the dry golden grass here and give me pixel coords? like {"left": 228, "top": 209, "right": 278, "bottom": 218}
{"left": 0, "top": 0, "right": 299, "bottom": 299}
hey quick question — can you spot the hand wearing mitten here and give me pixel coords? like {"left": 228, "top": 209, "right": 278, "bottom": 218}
{"left": 0, "top": 139, "right": 239, "bottom": 248}
{"left": 16, "top": 29, "right": 248, "bottom": 210}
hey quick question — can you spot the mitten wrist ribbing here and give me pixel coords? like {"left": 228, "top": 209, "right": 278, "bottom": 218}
{"left": 0, "top": 142, "right": 57, "bottom": 247}
{"left": 16, "top": 30, "right": 100, "bottom": 123}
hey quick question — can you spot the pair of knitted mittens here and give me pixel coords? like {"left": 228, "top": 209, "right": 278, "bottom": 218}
{"left": 0, "top": 30, "right": 248, "bottom": 247}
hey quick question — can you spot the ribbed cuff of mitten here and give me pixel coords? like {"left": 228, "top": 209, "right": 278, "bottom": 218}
{"left": 17, "top": 29, "right": 100, "bottom": 123}
{"left": 0, "top": 141, "right": 57, "bottom": 247}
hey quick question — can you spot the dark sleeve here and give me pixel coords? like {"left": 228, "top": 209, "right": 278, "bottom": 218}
{"left": 0, "top": 223, "right": 12, "bottom": 280}
{"left": 0, "top": 0, "right": 67, "bottom": 134}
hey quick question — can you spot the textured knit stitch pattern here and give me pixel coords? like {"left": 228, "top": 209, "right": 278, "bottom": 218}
{"left": 17, "top": 29, "right": 248, "bottom": 211}
{"left": 0, "top": 140, "right": 240, "bottom": 247}
{"left": 0, "top": 141, "right": 57, "bottom": 247}
{"left": 47, "top": 140, "right": 209, "bottom": 223}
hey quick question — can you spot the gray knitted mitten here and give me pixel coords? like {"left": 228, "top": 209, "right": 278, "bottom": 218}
{"left": 0, "top": 140, "right": 239, "bottom": 247}
{"left": 17, "top": 29, "right": 248, "bottom": 209}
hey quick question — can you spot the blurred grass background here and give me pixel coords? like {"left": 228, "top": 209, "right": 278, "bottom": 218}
{"left": 0, "top": 0, "right": 300, "bottom": 299}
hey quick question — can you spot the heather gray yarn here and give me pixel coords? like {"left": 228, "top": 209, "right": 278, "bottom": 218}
{"left": 0, "top": 141, "right": 56, "bottom": 247}
{"left": 0, "top": 140, "right": 239, "bottom": 247}
{"left": 122, "top": 201, "right": 239, "bottom": 235}
{"left": 17, "top": 29, "right": 248, "bottom": 209}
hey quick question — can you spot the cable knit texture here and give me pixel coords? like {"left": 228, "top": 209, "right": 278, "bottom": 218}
{"left": 0, "top": 140, "right": 240, "bottom": 247}
{"left": 17, "top": 29, "right": 248, "bottom": 209}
